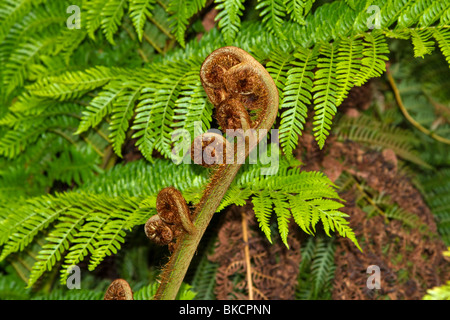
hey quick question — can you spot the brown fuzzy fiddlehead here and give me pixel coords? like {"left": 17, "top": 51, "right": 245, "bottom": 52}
{"left": 200, "top": 46, "right": 274, "bottom": 132}
{"left": 104, "top": 279, "right": 133, "bottom": 300}
{"left": 156, "top": 187, "right": 195, "bottom": 234}
{"left": 144, "top": 215, "right": 174, "bottom": 246}
{"left": 144, "top": 187, "right": 195, "bottom": 247}
{"left": 153, "top": 46, "right": 279, "bottom": 300}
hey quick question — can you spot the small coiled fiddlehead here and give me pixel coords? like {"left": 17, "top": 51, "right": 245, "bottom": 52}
{"left": 152, "top": 46, "right": 279, "bottom": 300}
{"left": 104, "top": 278, "right": 133, "bottom": 300}
{"left": 145, "top": 187, "right": 195, "bottom": 249}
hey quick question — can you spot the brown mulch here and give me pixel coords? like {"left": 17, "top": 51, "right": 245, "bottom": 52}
{"left": 209, "top": 205, "right": 301, "bottom": 300}
{"left": 296, "top": 128, "right": 449, "bottom": 300}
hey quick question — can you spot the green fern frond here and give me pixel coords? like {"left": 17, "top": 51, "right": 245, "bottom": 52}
{"left": 256, "top": 0, "right": 287, "bottom": 40}
{"left": 0, "top": 195, "right": 73, "bottom": 261}
{"left": 284, "top": 0, "right": 314, "bottom": 24}
{"left": 27, "top": 66, "right": 126, "bottom": 101}
{"left": 266, "top": 47, "right": 294, "bottom": 99}
{"left": 86, "top": 0, "right": 106, "bottom": 39}
{"left": 171, "top": 79, "right": 213, "bottom": 159}
{"left": 215, "top": 0, "right": 245, "bottom": 45}
{"left": 419, "top": 169, "right": 450, "bottom": 245}
{"left": 397, "top": 0, "right": 433, "bottom": 28}
{"left": 334, "top": 114, "right": 431, "bottom": 168}
{"left": 410, "top": 28, "right": 435, "bottom": 58}
{"left": 101, "top": 0, "right": 128, "bottom": 45}
{"left": 252, "top": 190, "right": 274, "bottom": 243}
{"left": 418, "top": 0, "right": 450, "bottom": 27}
{"left": 433, "top": 27, "right": 450, "bottom": 66}
{"left": 108, "top": 83, "right": 142, "bottom": 156}
{"left": 167, "top": 0, "right": 206, "bottom": 47}
{"left": 310, "top": 237, "right": 336, "bottom": 293}
{"left": 335, "top": 35, "right": 363, "bottom": 106}
{"left": 312, "top": 42, "right": 339, "bottom": 149}
{"left": 279, "top": 46, "right": 317, "bottom": 155}
{"left": 0, "top": 115, "right": 79, "bottom": 158}
{"left": 129, "top": 0, "right": 156, "bottom": 41}
{"left": 3, "top": 35, "right": 59, "bottom": 95}
{"left": 27, "top": 206, "right": 90, "bottom": 287}
{"left": 354, "top": 32, "right": 390, "bottom": 86}
{"left": 132, "top": 60, "right": 200, "bottom": 160}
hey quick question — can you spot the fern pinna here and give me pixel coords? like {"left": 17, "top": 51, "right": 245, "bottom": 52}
{"left": 0, "top": 0, "right": 449, "bottom": 298}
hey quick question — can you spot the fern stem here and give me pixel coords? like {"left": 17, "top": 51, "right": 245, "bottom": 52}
{"left": 147, "top": 15, "right": 174, "bottom": 39}
{"left": 143, "top": 31, "right": 163, "bottom": 54}
{"left": 386, "top": 68, "right": 450, "bottom": 145}
{"left": 154, "top": 163, "right": 242, "bottom": 300}
{"left": 47, "top": 129, "right": 77, "bottom": 145}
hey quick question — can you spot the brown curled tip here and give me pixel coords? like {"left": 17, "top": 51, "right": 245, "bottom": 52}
{"left": 104, "top": 279, "right": 133, "bottom": 300}
{"left": 191, "top": 132, "right": 229, "bottom": 168}
{"left": 156, "top": 187, "right": 195, "bottom": 234}
{"left": 200, "top": 46, "right": 277, "bottom": 131}
{"left": 200, "top": 51, "right": 241, "bottom": 88}
{"left": 215, "top": 98, "right": 251, "bottom": 131}
{"left": 144, "top": 215, "right": 174, "bottom": 245}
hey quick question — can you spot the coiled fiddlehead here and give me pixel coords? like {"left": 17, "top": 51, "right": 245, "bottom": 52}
{"left": 153, "top": 46, "right": 279, "bottom": 300}
{"left": 104, "top": 278, "right": 133, "bottom": 300}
